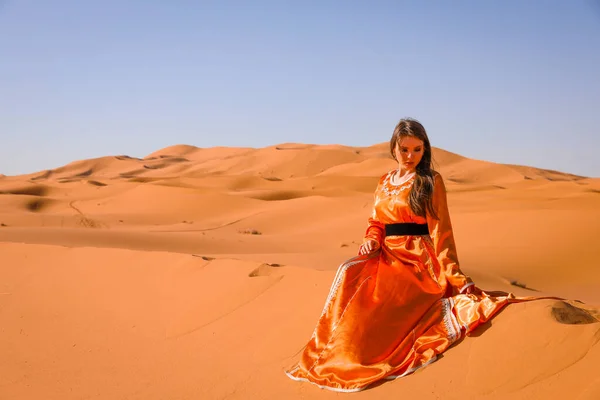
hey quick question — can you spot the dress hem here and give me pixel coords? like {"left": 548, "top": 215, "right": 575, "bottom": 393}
{"left": 284, "top": 355, "right": 440, "bottom": 393}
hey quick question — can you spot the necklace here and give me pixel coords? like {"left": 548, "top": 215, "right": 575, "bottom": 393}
{"left": 381, "top": 170, "right": 415, "bottom": 196}
{"left": 390, "top": 170, "right": 415, "bottom": 186}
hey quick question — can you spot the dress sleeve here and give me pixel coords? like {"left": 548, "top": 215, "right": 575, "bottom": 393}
{"left": 426, "top": 173, "right": 474, "bottom": 294}
{"left": 362, "top": 174, "right": 386, "bottom": 246}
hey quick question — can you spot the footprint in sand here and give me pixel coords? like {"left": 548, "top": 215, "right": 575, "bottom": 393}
{"left": 69, "top": 201, "right": 107, "bottom": 228}
{"left": 192, "top": 255, "right": 215, "bottom": 261}
{"left": 248, "top": 263, "right": 283, "bottom": 277}
{"left": 166, "top": 259, "right": 284, "bottom": 338}
{"left": 551, "top": 301, "right": 599, "bottom": 325}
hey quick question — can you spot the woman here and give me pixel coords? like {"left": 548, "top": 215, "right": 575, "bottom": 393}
{"left": 285, "top": 118, "right": 535, "bottom": 392}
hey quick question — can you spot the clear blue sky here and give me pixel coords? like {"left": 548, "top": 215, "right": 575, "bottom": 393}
{"left": 1, "top": 1, "right": 599, "bottom": 177}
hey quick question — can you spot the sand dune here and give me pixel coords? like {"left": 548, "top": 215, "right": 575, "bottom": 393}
{"left": 1, "top": 142, "right": 599, "bottom": 399}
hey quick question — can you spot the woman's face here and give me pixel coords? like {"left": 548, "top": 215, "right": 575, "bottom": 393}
{"left": 394, "top": 136, "right": 425, "bottom": 173}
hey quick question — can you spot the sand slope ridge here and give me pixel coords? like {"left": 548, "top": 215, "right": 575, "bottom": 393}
{"left": 0, "top": 142, "right": 598, "bottom": 399}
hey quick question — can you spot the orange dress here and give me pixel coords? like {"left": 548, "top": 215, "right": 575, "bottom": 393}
{"left": 285, "top": 170, "right": 537, "bottom": 392}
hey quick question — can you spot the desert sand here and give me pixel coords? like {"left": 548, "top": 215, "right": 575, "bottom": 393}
{"left": 1, "top": 142, "right": 599, "bottom": 400}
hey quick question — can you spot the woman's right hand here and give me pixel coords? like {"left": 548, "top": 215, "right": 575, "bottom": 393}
{"left": 359, "top": 239, "right": 380, "bottom": 255}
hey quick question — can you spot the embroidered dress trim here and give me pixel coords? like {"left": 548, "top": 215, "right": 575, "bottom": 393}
{"left": 442, "top": 297, "right": 461, "bottom": 343}
{"left": 306, "top": 275, "right": 373, "bottom": 373}
{"left": 312, "top": 254, "right": 373, "bottom": 330}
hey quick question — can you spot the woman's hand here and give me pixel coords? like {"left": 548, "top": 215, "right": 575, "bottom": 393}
{"left": 359, "top": 239, "right": 380, "bottom": 255}
{"left": 461, "top": 284, "right": 478, "bottom": 295}
{"left": 463, "top": 285, "right": 475, "bottom": 295}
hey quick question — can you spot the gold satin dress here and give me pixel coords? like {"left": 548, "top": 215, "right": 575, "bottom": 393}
{"left": 285, "top": 170, "right": 535, "bottom": 392}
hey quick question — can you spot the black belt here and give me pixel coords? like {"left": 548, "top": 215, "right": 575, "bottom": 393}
{"left": 385, "top": 223, "right": 429, "bottom": 236}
